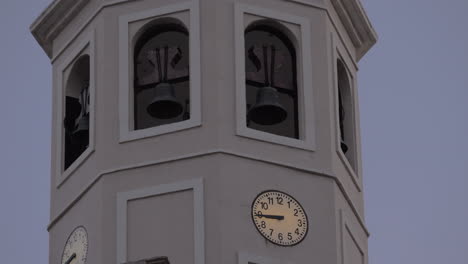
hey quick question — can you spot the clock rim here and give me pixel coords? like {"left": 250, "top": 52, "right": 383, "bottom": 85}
{"left": 61, "top": 225, "right": 89, "bottom": 264}
{"left": 251, "top": 189, "right": 309, "bottom": 247}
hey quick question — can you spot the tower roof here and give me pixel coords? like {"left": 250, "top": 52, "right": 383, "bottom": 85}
{"left": 330, "top": 0, "right": 377, "bottom": 60}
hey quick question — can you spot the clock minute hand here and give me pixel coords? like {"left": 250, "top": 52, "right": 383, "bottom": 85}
{"left": 255, "top": 214, "right": 284, "bottom": 220}
{"left": 65, "top": 253, "right": 77, "bottom": 264}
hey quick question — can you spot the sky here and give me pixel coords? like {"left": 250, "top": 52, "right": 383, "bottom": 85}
{"left": 1, "top": 0, "right": 467, "bottom": 263}
{"left": 360, "top": 0, "right": 468, "bottom": 263}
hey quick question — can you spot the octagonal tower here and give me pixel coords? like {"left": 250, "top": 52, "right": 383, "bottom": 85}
{"left": 31, "top": 0, "right": 377, "bottom": 263}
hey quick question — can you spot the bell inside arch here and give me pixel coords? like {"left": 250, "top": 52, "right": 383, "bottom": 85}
{"left": 147, "top": 82, "right": 183, "bottom": 119}
{"left": 248, "top": 86, "right": 287, "bottom": 125}
{"left": 73, "top": 115, "right": 89, "bottom": 144}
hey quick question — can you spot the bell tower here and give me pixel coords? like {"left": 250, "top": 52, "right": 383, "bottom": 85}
{"left": 31, "top": 0, "right": 376, "bottom": 264}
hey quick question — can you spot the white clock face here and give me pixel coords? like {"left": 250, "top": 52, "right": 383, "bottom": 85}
{"left": 252, "top": 190, "right": 308, "bottom": 246}
{"left": 61, "top": 226, "right": 88, "bottom": 264}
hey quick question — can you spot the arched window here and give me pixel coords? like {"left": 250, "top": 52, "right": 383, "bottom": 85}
{"left": 64, "top": 55, "right": 90, "bottom": 170}
{"left": 133, "top": 19, "right": 190, "bottom": 130}
{"left": 244, "top": 21, "right": 299, "bottom": 139}
{"left": 337, "top": 59, "right": 356, "bottom": 169}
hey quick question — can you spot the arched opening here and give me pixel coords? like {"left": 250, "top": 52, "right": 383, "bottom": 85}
{"left": 133, "top": 18, "right": 190, "bottom": 130}
{"left": 64, "top": 54, "right": 90, "bottom": 170}
{"left": 244, "top": 20, "right": 299, "bottom": 139}
{"left": 337, "top": 59, "right": 356, "bottom": 169}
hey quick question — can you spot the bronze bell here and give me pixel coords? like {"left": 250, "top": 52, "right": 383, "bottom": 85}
{"left": 147, "top": 83, "right": 183, "bottom": 119}
{"left": 73, "top": 114, "right": 89, "bottom": 145}
{"left": 248, "top": 86, "right": 287, "bottom": 125}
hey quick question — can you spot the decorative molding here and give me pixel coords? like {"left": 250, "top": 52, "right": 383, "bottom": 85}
{"left": 330, "top": 0, "right": 377, "bottom": 60}
{"left": 47, "top": 149, "right": 369, "bottom": 237}
{"left": 31, "top": 0, "right": 142, "bottom": 60}
{"left": 340, "top": 209, "right": 366, "bottom": 264}
{"left": 31, "top": 0, "right": 377, "bottom": 62}
{"left": 30, "top": 0, "right": 90, "bottom": 58}
{"left": 55, "top": 30, "right": 96, "bottom": 188}
{"left": 234, "top": 3, "right": 316, "bottom": 151}
{"left": 118, "top": 2, "right": 202, "bottom": 142}
{"left": 116, "top": 178, "right": 205, "bottom": 264}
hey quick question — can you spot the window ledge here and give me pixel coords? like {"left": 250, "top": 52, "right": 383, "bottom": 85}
{"left": 336, "top": 148, "right": 361, "bottom": 192}
{"left": 237, "top": 126, "right": 314, "bottom": 151}
{"left": 119, "top": 118, "right": 201, "bottom": 143}
{"left": 58, "top": 148, "right": 94, "bottom": 188}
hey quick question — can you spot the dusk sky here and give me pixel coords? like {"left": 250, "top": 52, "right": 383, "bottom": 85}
{"left": 1, "top": 0, "right": 467, "bottom": 263}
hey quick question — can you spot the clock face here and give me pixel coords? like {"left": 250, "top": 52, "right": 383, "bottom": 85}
{"left": 61, "top": 226, "right": 88, "bottom": 264}
{"left": 251, "top": 190, "right": 308, "bottom": 246}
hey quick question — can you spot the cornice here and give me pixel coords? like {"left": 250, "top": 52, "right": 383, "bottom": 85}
{"left": 30, "top": 0, "right": 90, "bottom": 58}
{"left": 330, "top": 0, "right": 377, "bottom": 60}
{"left": 31, "top": 0, "right": 376, "bottom": 61}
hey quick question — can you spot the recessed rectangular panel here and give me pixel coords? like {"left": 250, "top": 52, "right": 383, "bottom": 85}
{"left": 343, "top": 226, "right": 364, "bottom": 264}
{"left": 127, "top": 190, "right": 194, "bottom": 264}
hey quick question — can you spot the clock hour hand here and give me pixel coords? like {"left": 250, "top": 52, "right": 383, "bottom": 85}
{"left": 65, "top": 253, "right": 77, "bottom": 264}
{"left": 255, "top": 213, "right": 284, "bottom": 220}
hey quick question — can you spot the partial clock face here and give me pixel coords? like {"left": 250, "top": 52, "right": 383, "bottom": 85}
{"left": 252, "top": 190, "right": 308, "bottom": 246}
{"left": 61, "top": 226, "right": 88, "bottom": 264}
